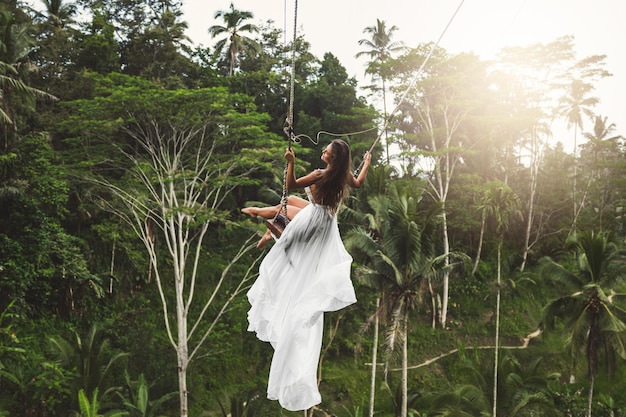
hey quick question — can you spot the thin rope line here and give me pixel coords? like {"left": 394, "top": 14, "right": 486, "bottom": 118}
{"left": 316, "top": 127, "right": 378, "bottom": 143}
{"left": 282, "top": 0, "right": 287, "bottom": 45}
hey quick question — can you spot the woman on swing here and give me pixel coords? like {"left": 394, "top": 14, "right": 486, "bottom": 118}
{"left": 243, "top": 140, "right": 371, "bottom": 247}
{"left": 245, "top": 139, "right": 371, "bottom": 412}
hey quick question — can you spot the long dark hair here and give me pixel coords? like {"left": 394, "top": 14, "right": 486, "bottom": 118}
{"left": 314, "top": 139, "right": 352, "bottom": 209}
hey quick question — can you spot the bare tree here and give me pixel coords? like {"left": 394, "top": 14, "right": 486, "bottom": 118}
{"left": 415, "top": 95, "right": 466, "bottom": 329}
{"left": 395, "top": 50, "right": 487, "bottom": 329}
{"left": 96, "top": 120, "right": 261, "bottom": 417}
{"left": 518, "top": 127, "right": 548, "bottom": 272}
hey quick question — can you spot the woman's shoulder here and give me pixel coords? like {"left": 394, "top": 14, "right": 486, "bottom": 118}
{"left": 292, "top": 168, "right": 325, "bottom": 190}
{"left": 311, "top": 168, "right": 325, "bottom": 178}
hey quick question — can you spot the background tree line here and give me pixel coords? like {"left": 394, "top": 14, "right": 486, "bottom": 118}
{"left": 1, "top": 0, "right": 626, "bottom": 416}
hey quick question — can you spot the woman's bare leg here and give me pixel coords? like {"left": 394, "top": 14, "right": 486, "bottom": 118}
{"left": 283, "top": 205, "right": 302, "bottom": 221}
{"left": 282, "top": 196, "right": 309, "bottom": 220}
{"left": 243, "top": 203, "right": 306, "bottom": 221}
{"left": 257, "top": 229, "right": 273, "bottom": 248}
{"left": 242, "top": 205, "right": 280, "bottom": 219}
{"left": 287, "top": 195, "right": 309, "bottom": 209}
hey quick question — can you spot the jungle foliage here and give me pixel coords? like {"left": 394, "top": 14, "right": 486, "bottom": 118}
{"left": 1, "top": 1, "right": 626, "bottom": 416}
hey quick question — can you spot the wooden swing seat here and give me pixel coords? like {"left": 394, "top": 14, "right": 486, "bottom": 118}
{"left": 266, "top": 213, "right": 288, "bottom": 238}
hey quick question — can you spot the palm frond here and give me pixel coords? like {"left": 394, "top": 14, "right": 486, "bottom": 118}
{"left": 344, "top": 227, "right": 376, "bottom": 256}
{"left": 377, "top": 250, "right": 404, "bottom": 287}
{"left": 538, "top": 256, "right": 584, "bottom": 289}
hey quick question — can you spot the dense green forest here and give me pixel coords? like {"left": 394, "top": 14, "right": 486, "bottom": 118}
{"left": 1, "top": 0, "right": 626, "bottom": 416}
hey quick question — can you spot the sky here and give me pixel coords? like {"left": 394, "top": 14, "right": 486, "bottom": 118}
{"left": 182, "top": 0, "right": 626, "bottom": 148}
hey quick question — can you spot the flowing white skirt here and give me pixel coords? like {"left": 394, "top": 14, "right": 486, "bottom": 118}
{"left": 247, "top": 203, "right": 356, "bottom": 411}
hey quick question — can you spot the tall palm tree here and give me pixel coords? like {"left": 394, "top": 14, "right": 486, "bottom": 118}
{"left": 0, "top": 8, "right": 34, "bottom": 146}
{"left": 578, "top": 115, "right": 623, "bottom": 229}
{"left": 208, "top": 3, "right": 260, "bottom": 76}
{"left": 343, "top": 164, "right": 395, "bottom": 417}
{"left": 478, "top": 181, "right": 520, "bottom": 417}
{"left": 0, "top": 9, "right": 56, "bottom": 151}
{"left": 347, "top": 185, "right": 456, "bottom": 417}
{"left": 557, "top": 79, "right": 599, "bottom": 235}
{"left": 346, "top": 192, "right": 392, "bottom": 417}
{"left": 540, "top": 231, "right": 626, "bottom": 417}
{"left": 472, "top": 181, "right": 519, "bottom": 276}
{"left": 39, "top": 0, "right": 77, "bottom": 28}
{"left": 356, "top": 19, "right": 405, "bottom": 164}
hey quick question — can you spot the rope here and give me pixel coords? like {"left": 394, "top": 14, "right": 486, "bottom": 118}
{"left": 276, "top": 0, "right": 300, "bottom": 224}
{"left": 283, "top": 0, "right": 299, "bottom": 149}
{"left": 353, "top": 0, "right": 465, "bottom": 176}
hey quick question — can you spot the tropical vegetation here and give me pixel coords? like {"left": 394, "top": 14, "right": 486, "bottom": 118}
{"left": 1, "top": 1, "right": 625, "bottom": 417}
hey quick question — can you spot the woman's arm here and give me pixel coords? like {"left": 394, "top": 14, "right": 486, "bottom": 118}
{"left": 348, "top": 151, "right": 371, "bottom": 188}
{"left": 285, "top": 148, "right": 323, "bottom": 190}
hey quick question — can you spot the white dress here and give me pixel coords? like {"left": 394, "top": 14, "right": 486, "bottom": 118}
{"left": 247, "top": 194, "right": 356, "bottom": 411}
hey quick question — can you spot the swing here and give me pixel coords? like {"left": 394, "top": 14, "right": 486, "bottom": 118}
{"left": 266, "top": 212, "right": 288, "bottom": 238}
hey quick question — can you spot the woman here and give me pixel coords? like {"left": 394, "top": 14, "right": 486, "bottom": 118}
{"left": 246, "top": 140, "right": 371, "bottom": 411}
{"left": 241, "top": 140, "right": 370, "bottom": 248}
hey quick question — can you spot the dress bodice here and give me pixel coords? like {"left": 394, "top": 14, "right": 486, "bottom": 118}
{"left": 304, "top": 186, "right": 315, "bottom": 203}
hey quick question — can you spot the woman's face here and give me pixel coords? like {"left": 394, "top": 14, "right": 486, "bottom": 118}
{"left": 321, "top": 143, "right": 333, "bottom": 164}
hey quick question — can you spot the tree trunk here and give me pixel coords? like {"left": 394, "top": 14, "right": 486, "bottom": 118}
{"left": 428, "top": 279, "right": 436, "bottom": 329}
{"left": 520, "top": 129, "right": 541, "bottom": 272}
{"left": 109, "top": 238, "right": 115, "bottom": 294}
{"left": 492, "top": 241, "right": 502, "bottom": 417}
{"left": 472, "top": 212, "right": 486, "bottom": 275}
{"left": 571, "top": 124, "right": 578, "bottom": 236}
{"left": 418, "top": 101, "right": 462, "bottom": 329}
{"left": 368, "top": 298, "right": 380, "bottom": 417}
{"left": 177, "top": 360, "right": 188, "bottom": 417}
{"left": 572, "top": 171, "right": 595, "bottom": 232}
{"left": 401, "top": 311, "right": 408, "bottom": 417}
{"left": 587, "top": 374, "right": 594, "bottom": 417}
{"left": 177, "top": 291, "right": 189, "bottom": 417}
{"left": 440, "top": 210, "right": 450, "bottom": 328}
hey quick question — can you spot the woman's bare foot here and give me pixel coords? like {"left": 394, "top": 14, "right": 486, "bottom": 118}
{"left": 257, "top": 230, "right": 273, "bottom": 248}
{"left": 242, "top": 207, "right": 258, "bottom": 218}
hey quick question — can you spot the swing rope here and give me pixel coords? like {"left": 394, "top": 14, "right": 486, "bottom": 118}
{"left": 283, "top": 0, "right": 298, "bottom": 148}
{"left": 268, "top": 0, "right": 300, "bottom": 236}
